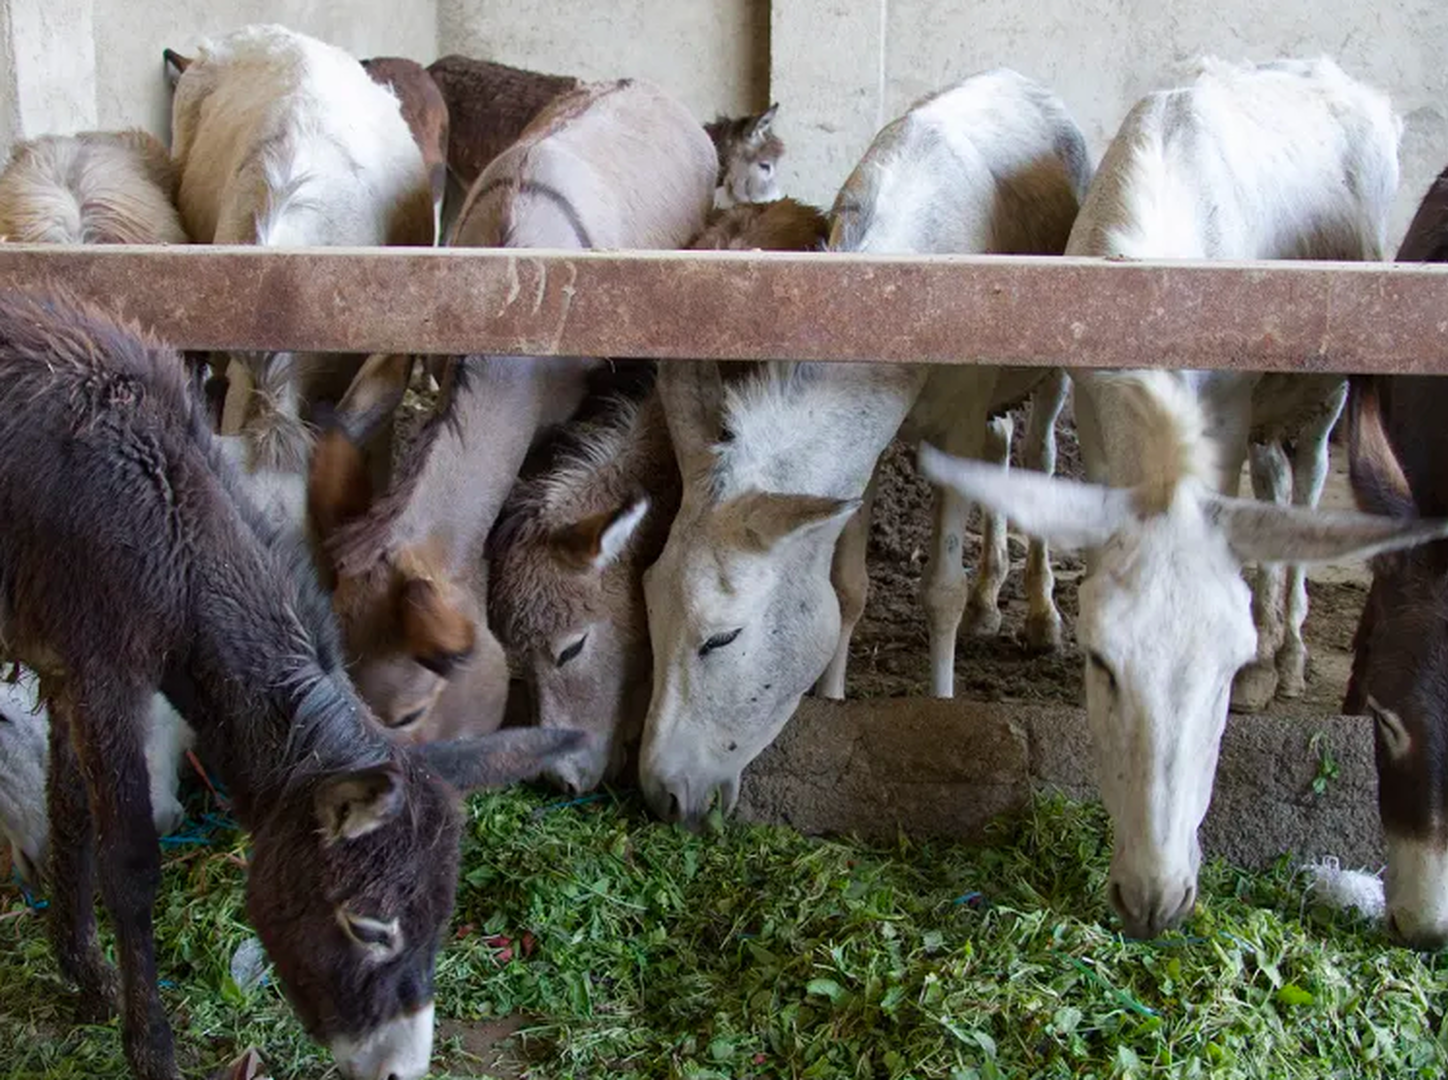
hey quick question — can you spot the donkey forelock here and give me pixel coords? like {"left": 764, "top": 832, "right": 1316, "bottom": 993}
{"left": 489, "top": 377, "right": 668, "bottom": 646}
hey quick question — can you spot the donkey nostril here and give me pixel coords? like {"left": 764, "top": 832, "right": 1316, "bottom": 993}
{"left": 1108, "top": 880, "right": 1127, "bottom": 917}
{"left": 666, "top": 791, "right": 682, "bottom": 822}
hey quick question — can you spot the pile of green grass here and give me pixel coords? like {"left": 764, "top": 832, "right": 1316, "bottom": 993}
{"left": 2, "top": 789, "right": 1445, "bottom": 1079}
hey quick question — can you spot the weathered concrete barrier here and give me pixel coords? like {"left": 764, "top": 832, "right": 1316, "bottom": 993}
{"left": 737, "top": 698, "right": 1382, "bottom": 870}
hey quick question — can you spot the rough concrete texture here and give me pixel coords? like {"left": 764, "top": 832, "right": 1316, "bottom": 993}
{"left": 738, "top": 698, "right": 1384, "bottom": 872}
{"left": 436, "top": 0, "right": 769, "bottom": 121}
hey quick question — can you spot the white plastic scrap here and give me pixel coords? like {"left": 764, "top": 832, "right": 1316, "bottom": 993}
{"left": 1302, "top": 856, "right": 1386, "bottom": 921}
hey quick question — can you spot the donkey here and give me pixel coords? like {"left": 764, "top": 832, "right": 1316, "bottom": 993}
{"left": 0, "top": 129, "right": 187, "bottom": 245}
{"left": 703, "top": 105, "right": 783, "bottom": 208}
{"left": 427, "top": 54, "right": 785, "bottom": 223}
{"left": 308, "top": 79, "right": 716, "bottom": 745}
{"left": 637, "top": 69, "right": 1089, "bottom": 826}
{"left": 916, "top": 57, "right": 1436, "bottom": 940}
{"left": 0, "top": 669, "right": 191, "bottom": 887}
{"left": 487, "top": 199, "right": 829, "bottom": 794}
{"left": 361, "top": 57, "right": 450, "bottom": 244}
{"left": 168, "top": 24, "right": 433, "bottom": 535}
{"left": 1341, "top": 165, "right": 1448, "bottom": 949}
{"left": 0, "top": 287, "right": 583, "bottom": 1080}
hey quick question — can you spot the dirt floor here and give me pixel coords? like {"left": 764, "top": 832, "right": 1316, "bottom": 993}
{"left": 847, "top": 409, "right": 1369, "bottom": 717}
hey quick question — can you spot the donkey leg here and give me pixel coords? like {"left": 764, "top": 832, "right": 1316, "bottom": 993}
{"left": 1231, "top": 440, "right": 1290, "bottom": 713}
{"left": 1278, "top": 384, "right": 1347, "bottom": 699}
{"left": 924, "top": 424, "right": 985, "bottom": 698}
{"left": 964, "top": 414, "right": 1014, "bottom": 638}
{"left": 45, "top": 695, "right": 120, "bottom": 1022}
{"left": 816, "top": 468, "right": 879, "bottom": 700}
{"left": 73, "top": 684, "right": 177, "bottom": 1080}
{"left": 1021, "top": 373, "right": 1068, "bottom": 652}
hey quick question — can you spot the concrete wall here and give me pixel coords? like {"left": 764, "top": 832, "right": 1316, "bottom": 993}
{"left": 93, "top": 0, "right": 438, "bottom": 143}
{"left": 0, "top": 0, "right": 437, "bottom": 151}
{"left": 772, "top": 0, "right": 1448, "bottom": 250}
{"left": 435, "top": 0, "right": 769, "bottom": 121}
{"left": 1, "top": 0, "right": 1441, "bottom": 249}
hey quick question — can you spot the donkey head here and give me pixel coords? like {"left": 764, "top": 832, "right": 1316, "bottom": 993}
{"left": 491, "top": 494, "right": 658, "bottom": 793}
{"left": 919, "top": 441, "right": 1448, "bottom": 940}
{"left": 247, "top": 724, "right": 586, "bottom": 1080}
{"left": 705, "top": 104, "right": 783, "bottom": 208}
{"left": 310, "top": 356, "right": 510, "bottom": 745}
{"left": 1344, "top": 376, "right": 1448, "bottom": 949}
{"left": 639, "top": 361, "right": 858, "bottom": 825}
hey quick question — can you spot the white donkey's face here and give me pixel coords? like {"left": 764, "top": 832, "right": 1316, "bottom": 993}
{"left": 1074, "top": 505, "right": 1255, "bottom": 936}
{"left": 639, "top": 490, "right": 855, "bottom": 825}
{"left": 920, "top": 445, "right": 1448, "bottom": 938}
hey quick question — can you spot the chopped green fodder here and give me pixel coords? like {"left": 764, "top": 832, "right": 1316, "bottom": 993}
{"left": 2, "top": 789, "right": 1446, "bottom": 1079}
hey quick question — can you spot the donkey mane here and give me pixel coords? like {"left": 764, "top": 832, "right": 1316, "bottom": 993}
{"left": 489, "top": 365, "right": 658, "bottom": 557}
{"left": 1090, "top": 371, "right": 1223, "bottom": 510}
{"left": 487, "top": 365, "right": 667, "bottom": 643}
{"left": 707, "top": 362, "right": 850, "bottom": 497}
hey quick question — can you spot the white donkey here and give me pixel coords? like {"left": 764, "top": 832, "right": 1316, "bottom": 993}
{"left": 639, "top": 70, "right": 1091, "bottom": 825}
{"left": 920, "top": 57, "right": 1447, "bottom": 939}
{"left": 170, "top": 24, "right": 433, "bottom": 533}
{"left": 0, "top": 669, "right": 191, "bottom": 886}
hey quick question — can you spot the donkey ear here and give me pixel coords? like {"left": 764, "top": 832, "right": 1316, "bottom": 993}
{"left": 917, "top": 443, "right": 1134, "bottom": 552}
{"left": 551, "top": 496, "right": 650, "bottom": 572}
{"left": 748, "top": 103, "right": 779, "bottom": 142}
{"left": 315, "top": 765, "right": 404, "bottom": 843}
{"left": 336, "top": 353, "right": 415, "bottom": 443}
{"left": 725, "top": 491, "right": 860, "bottom": 552}
{"left": 309, "top": 427, "right": 373, "bottom": 550}
{"left": 1208, "top": 494, "right": 1448, "bottom": 566}
{"left": 658, "top": 360, "right": 725, "bottom": 477}
{"left": 163, "top": 48, "right": 192, "bottom": 88}
{"left": 398, "top": 574, "right": 476, "bottom": 675}
{"left": 418, "top": 727, "right": 591, "bottom": 791}
{"left": 1348, "top": 376, "right": 1416, "bottom": 519}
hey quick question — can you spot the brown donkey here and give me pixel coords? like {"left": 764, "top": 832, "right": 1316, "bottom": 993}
{"left": 1343, "top": 164, "right": 1448, "bottom": 949}
{"left": 487, "top": 199, "right": 829, "bottom": 793}
{"left": 0, "top": 289, "right": 583, "bottom": 1080}
{"left": 428, "top": 53, "right": 785, "bottom": 214}
{"left": 309, "top": 79, "right": 716, "bottom": 746}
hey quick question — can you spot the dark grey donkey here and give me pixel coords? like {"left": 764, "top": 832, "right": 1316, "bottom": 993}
{"left": 0, "top": 288, "right": 585, "bottom": 1080}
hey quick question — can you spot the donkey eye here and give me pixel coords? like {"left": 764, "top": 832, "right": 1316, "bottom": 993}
{"left": 759, "top": 161, "right": 773, "bottom": 175}
{"left": 699, "top": 628, "right": 742, "bottom": 657}
{"left": 1087, "top": 651, "right": 1117, "bottom": 690}
{"left": 394, "top": 706, "right": 427, "bottom": 729}
{"left": 557, "top": 635, "right": 588, "bottom": 668}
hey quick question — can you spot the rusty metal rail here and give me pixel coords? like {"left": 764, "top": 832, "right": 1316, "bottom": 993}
{"left": 1, "top": 244, "right": 1447, "bottom": 373}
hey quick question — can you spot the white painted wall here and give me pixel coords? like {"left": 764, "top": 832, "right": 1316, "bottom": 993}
{"left": 0, "top": 0, "right": 1443, "bottom": 249}
{"left": 93, "top": 0, "right": 438, "bottom": 142}
{"left": 435, "top": 0, "right": 768, "bottom": 120}
{"left": 774, "top": 0, "right": 1448, "bottom": 250}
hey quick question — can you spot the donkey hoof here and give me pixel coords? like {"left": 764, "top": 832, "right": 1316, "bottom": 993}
{"left": 964, "top": 603, "right": 1003, "bottom": 638}
{"left": 1230, "top": 663, "right": 1278, "bottom": 714}
{"left": 1276, "top": 646, "right": 1307, "bottom": 699}
{"left": 1024, "top": 610, "right": 1063, "bottom": 653}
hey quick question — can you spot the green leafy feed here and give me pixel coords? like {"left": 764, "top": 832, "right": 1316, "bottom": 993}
{"left": 2, "top": 790, "right": 1444, "bottom": 1079}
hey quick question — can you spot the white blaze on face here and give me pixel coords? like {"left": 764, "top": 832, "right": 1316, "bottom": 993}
{"left": 1385, "top": 834, "right": 1448, "bottom": 950}
{"left": 330, "top": 1001, "right": 435, "bottom": 1080}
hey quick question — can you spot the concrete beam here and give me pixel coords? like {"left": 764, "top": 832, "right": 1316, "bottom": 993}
{"left": 5, "top": 245, "right": 1448, "bottom": 373}
{"left": 736, "top": 698, "right": 1383, "bottom": 871}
